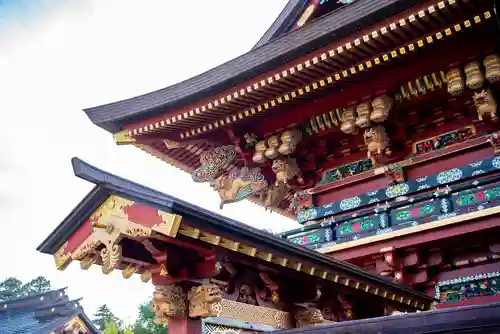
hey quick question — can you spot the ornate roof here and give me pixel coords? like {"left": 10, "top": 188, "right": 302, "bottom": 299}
{"left": 83, "top": 0, "right": 421, "bottom": 133}
{"left": 0, "top": 288, "right": 99, "bottom": 333}
{"left": 37, "top": 157, "right": 434, "bottom": 308}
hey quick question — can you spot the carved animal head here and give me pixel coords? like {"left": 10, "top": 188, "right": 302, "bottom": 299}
{"left": 272, "top": 158, "right": 299, "bottom": 183}
{"left": 263, "top": 182, "right": 289, "bottom": 209}
{"left": 152, "top": 285, "right": 186, "bottom": 322}
{"left": 212, "top": 174, "right": 229, "bottom": 191}
{"left": 295, "top": 307, "right": 325, "bottom": 326}
{"left": 473, "top": 89, "right": 494, "bottom": 106}
{"left": 205, "top": 284, "right": 222, "bottom": 302}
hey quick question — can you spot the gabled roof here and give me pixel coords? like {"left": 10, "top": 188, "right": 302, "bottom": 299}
{"left": 38, "top": 158, "right": 434, "bottom": 307}
{"left": 252, "top": 0, "right": 307, "bottom": 49}
{"left": 0, "top": 288, "right": 99, "bottom": 334}
{"left": 84, "top": 0, "right": 422, "bottom": 133}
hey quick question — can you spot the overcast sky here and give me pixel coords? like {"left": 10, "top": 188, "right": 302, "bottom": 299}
{"left": 0, "top": 0, "right": 299, "bottom": 324}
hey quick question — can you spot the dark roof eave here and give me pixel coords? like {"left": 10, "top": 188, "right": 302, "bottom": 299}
{"left": 252, "top": 0, "right": 306, "bottom": 50}
{"left": 38, "top": 158, "right": 433, "bottom": 303}
{"left": 84, "top": 0, "right": 422, "bottom": 133}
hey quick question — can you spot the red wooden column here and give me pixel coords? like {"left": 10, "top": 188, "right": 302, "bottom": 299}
{"left": 168, "top": 318, "right": 202, "bottom": 334}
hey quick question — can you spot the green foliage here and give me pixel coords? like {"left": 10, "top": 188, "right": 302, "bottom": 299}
{"left": 133, "top": 299, "right": 168, "bottom": 334}
{"left": 0, "top": 277, "right": 23, "bottom": 301}
{"left": 0, "top": 276, "right": 52, "bottom": 301}
{"left": 93, "top": 304, "right": 121, "bottom": 330}
{"left": 103, "top": 320, "right": 121, "bottom": 334}
{"left": 103, "top": 319, "right": 135, "bottom": 334}
{"left": 23, "top": 276, "right": 51, "bottom": 295}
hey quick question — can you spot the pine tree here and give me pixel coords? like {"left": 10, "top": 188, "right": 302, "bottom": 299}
{"left": 93, "top": 304, "right": 120, "bottom": 330}
{"left": 0, "top": 277, "right": 23, "bottom": 301}
{"left": 22, "top": 276, "right": 51, "bottom": 295}
{"left": 0, "top": 276, "right": 52, "bottom": 301}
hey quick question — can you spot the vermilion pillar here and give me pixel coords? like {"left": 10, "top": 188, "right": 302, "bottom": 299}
{"left": 168, "top": 318, "right": 202, "bottom": 334}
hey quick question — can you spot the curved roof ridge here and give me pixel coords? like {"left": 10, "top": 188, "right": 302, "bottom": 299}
{"left": 84, "top": 0, "right": 421, "bottom": 133}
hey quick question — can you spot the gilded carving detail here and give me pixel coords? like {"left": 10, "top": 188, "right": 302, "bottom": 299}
{"left": 371, "top": 95, "right": 392, "bottom": 123}
{"left": 54, "top": 242, "right": 72, "bottom": 271}
{"left": 364, "top": 125, "right": 390, "bottom": 159}
{"left": 294, "top": 307, "right": 326, "bottom": 328}
{"left": 474, "top": 88, "right": 497, "bottom": 121}
{"left": 122, "top": 264, "right": 137, "bottom": 279}
{"left": 152, "top": 285, "right": 187, "bottom": 325}
{"left": 67, "top": 195, "right": 170, "bottom": 276}
{"left": 72, "top": 238, "right": 101, "bottom": 262}
{"left": 446, "top": 68, "right": 464, "bottom": 96}
{"left": 187, "top": 284, "right": 223, "bottom": 318}
{"left": 113, "top": 130, "right": 136, "bottom": 145}
{"left": 91, "top": 196, "right": 133, "bottom": 225}
{"left": 484, "top": 54, "right": 500, "bottom": 83}
{"left": 141, "top": 271, "right": 152, "bottom": 283}
{"left": 79, "top": 256, "right": 96, "bottom": 270}
{"left": 340, "top": 107, "right": 357, "bottom": 134}
{"left": 464, "top": 61, "right": 484, "bottom": 90}
{"left": 355, "top": 101, "right": 372, "bottom": 128}
{"left": 214, "top": 299, "right": 292, "bottom": 329}
{"left": 212, "top": 167, "right": 268, "bottom": 209}
{"left": 152, "top": 212, "right": 182, "bottom": 238}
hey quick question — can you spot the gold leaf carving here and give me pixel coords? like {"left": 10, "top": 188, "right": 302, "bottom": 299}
{"left": 122, "top": 264, "right": 137, "bottom": 279}
{"left": 152, "top": 285, "right": 187, "bottom": 324}
{"left": 101, "top": 244, "right": 121, "bottom": 275}
{"left": 187, "top": 284, "right": 222, "bottom": 318}
{"left": 54, "top": 242, "right": 71, "bottom": 271}
{"left": 153, "top": 212, "right": 182, "bottom": 237}
{"left": 141, "top": 271, "right": 152, "bottom": 283}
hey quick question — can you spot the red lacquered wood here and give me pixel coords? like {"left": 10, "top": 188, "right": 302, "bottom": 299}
{"left": 168, "top": 318, "right": 202, "bottom": 334}
{"left": 328, "top": 215, "right": 500, "bottom": 261}
{"left": 435, "top": 294, "right": 500, "bottom": 309}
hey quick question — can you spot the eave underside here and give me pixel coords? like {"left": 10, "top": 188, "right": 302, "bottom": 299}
{"left": 84, "top": 0, "right": 425, "bottom": 132}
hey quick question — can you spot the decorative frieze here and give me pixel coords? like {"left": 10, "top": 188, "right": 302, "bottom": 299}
{"left": 436, "top": 272, "right": 500, "bottom": 303}
{"left": 188, "top": 284, "right": 222, "bottom": 318}
{"left": 336, "top": 214, "right": 388, "bottom": 240}
{"left": 289, "top": 178, "right": 500, "bottom": 248}
{"left": 298, "top": 156, "right": 500, "bottom": 223}
{"left": 452, "top": 185, "right": 500, "bottom": 208}
{"left": 390, "top": 200, "right": 438, "bottom": 225}
{"left": 412, "top": 126, "right": 476, "bottom": 155}
{"left": 317, "top": 158, "right": 373, "bottom": 186}
{"left": 288, "top": 228, "right": 333, "bottom": 247}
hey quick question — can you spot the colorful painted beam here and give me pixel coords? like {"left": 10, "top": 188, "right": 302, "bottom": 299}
{"left": 298, "top": 155, "right": 500, "bottom": 223}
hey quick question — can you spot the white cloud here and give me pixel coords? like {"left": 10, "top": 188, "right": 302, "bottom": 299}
{"left": 0, "top": 0, "right": 298, "bottom": 324}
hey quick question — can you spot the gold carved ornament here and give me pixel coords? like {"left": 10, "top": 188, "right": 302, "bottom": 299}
{"left": 187, "top": 284, "right": 223, "bottom": 318}
{"left": 294, "top": 307, "right": 326, "bottom": 328}
{"left": 152, "top": 284, "right": 187, "bottom": 325}
{"left": 54, "top": 242, "right": 72, "bottom": 271}
{"left": 68, "top": 195, "right": 182, "bottom": 275}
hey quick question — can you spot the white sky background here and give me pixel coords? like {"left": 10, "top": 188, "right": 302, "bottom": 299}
{"left": 0, "top": 0, "right": 298, "bottom": 324}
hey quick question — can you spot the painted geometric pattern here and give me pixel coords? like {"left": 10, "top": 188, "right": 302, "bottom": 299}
{"left": 204, "top": 323, "right": 242, "bottom": 334}
{"left": 298, "top": 156, "right": 500, "bottom": 223}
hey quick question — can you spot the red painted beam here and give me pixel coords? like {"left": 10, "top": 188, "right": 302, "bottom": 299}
{"left": 328, "top": 215, "right": 500, "bottom": 261}
{"left": 437, "top": 262, "right": 500, "bottom": 282}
